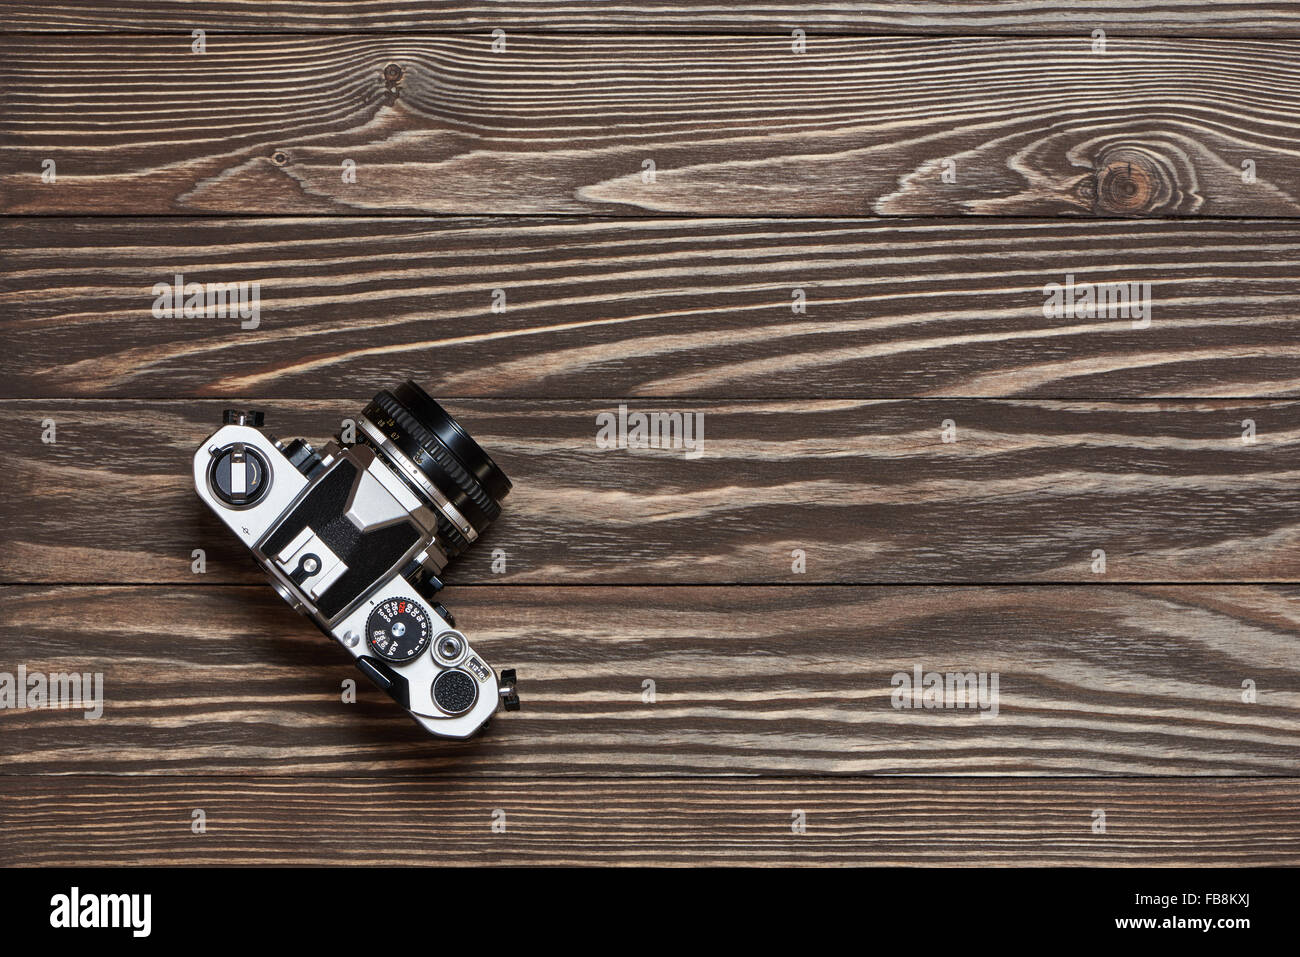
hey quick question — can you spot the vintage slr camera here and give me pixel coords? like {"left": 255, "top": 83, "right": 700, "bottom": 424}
{"left": 193, "top": 381, "right": 518, "bottom": 739}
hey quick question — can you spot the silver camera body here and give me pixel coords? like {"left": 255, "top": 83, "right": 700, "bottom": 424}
{"left": 193, "top": 382, "right": 517, "bottom": 739}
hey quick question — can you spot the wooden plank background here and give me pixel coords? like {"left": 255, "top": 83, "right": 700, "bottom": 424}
{"left": 2, "top": 584, "right": 1298, "bottom": 776}
{"left": 5, "top": 218, "right": 1300, "bottom": 400}
{"left": 7, "top": 778, "right": 1297, "bottom": 866}
{"left": 6, "top": 400, "right": 1300, "bottom": 585}
{"left": 4, "top": 35, "right": 1300, "bottom": 216}
{"left": 4, "top": 1, "right": 1300, "bottom": 37}
{"left": 1, "top": 3, "right": 1298, "bottom": 866}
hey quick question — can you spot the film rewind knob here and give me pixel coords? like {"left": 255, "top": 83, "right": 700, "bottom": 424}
{"left": 210, "top": 442, "right": 270, "bottom": 507}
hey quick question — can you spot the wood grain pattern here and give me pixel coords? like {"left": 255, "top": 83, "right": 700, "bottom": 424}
{"left": 5, "top": 399, "right": 1298, "bottom": 586}
{"left": 5, "top": 1, "right": 1300, "bottom": 38}
{"left": 5, "top": 35, "right": 1300, "bottom": 216}
{"left": 4, "top": 777, "right": 1297, "bottom": 866}
{"left": 2, "top": 584, "right": 1297, "bottom": 775}
{"left": 4, "top": 4, "right": 1298, "bottom": 869}
{"left": 5, "top": 216, "right": 1300, "bottom": 400}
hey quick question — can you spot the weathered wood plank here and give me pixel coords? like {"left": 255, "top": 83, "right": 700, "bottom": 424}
{"left": 5, "top": 1, "right": 1300, "bottom": 38}
{"left": 5, "top": 217, "right": 1299, "bottom": 400}
{"left": 1, "top": 584, "right": 1296, "bottom": 775}
{"left": 4, "top": 399, "right": 1298, "bottom": 585}
{"left": 3, "top": 776, "right": 1297, "bottom": 866}
{"left": 4, "top": 35, "right": 1299, "bottom": 216}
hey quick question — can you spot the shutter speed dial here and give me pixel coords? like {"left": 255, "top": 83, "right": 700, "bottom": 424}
{"left": 366, "top": 598, "right": 432, "bottom": 663}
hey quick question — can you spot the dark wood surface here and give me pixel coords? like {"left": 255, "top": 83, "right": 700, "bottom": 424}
{"left": 5, "top": 217, "right": 1300, "bottom": 400}
{"left": 5, "top": 2, "right": 1300, "bottom": 37}
{"left": 5, "top": 778, "right": 1297, "bottom": 867}
{"left": 7, "top": 399, "right": 1300, "bottom": 585}
{"left": 2, "top": 6, "right": 1298, "bottom": 867}
{"left": 2, "top": 584, "right": 1298, "bottom": 776}
{"left": 5, "top": 35, "right": 1300, "bottom": 216}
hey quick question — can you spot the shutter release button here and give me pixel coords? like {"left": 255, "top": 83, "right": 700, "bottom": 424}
{"left": 432, "top": 670, "right": 478, "bottom": 715}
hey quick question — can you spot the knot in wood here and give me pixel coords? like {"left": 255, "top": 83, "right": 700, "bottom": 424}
{"left": 1090, "top": 146, "right": 1175, "bottom": 215}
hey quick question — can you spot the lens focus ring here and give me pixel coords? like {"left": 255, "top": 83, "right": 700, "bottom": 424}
{"left": 371, "top": 390, "right": 501, "bottom": 522}
{"left": 360, "top": 382, "right": 511, "bottom": 544}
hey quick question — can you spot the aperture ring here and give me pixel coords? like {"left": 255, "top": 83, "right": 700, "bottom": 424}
{"left": 351, "top": 428, "right": 473, "bottom": 558}
{"left": 356, "top": 414, "right": 479, "bottom": 545}
{"left": 431, "top": 511, "right": 473, "bottom": 558}
{"left": 368, "top": 392, "right": 502, "bottom": 524}
{"left": 391, "top": 381, "right": 512, "bottom": 503}
{"left": 361, "top": 403, "right": 493, "bottom": 534}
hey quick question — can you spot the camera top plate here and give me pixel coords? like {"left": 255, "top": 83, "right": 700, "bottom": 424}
{"left": 195, "top": 424, "right": 309, "bottom": 549}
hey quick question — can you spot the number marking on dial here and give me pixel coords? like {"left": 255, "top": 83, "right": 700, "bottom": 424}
{"left": 366, "top": 597, "right": 431, "bottom": 663}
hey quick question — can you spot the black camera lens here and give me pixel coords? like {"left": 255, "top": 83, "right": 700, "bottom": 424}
{"left": 356, "top": 381, "right": 511, "bottom": 556}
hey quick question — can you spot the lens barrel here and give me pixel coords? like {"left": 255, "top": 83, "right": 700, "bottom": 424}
{"left": 357, "top": 381, "right": 511, "bottom": 556}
